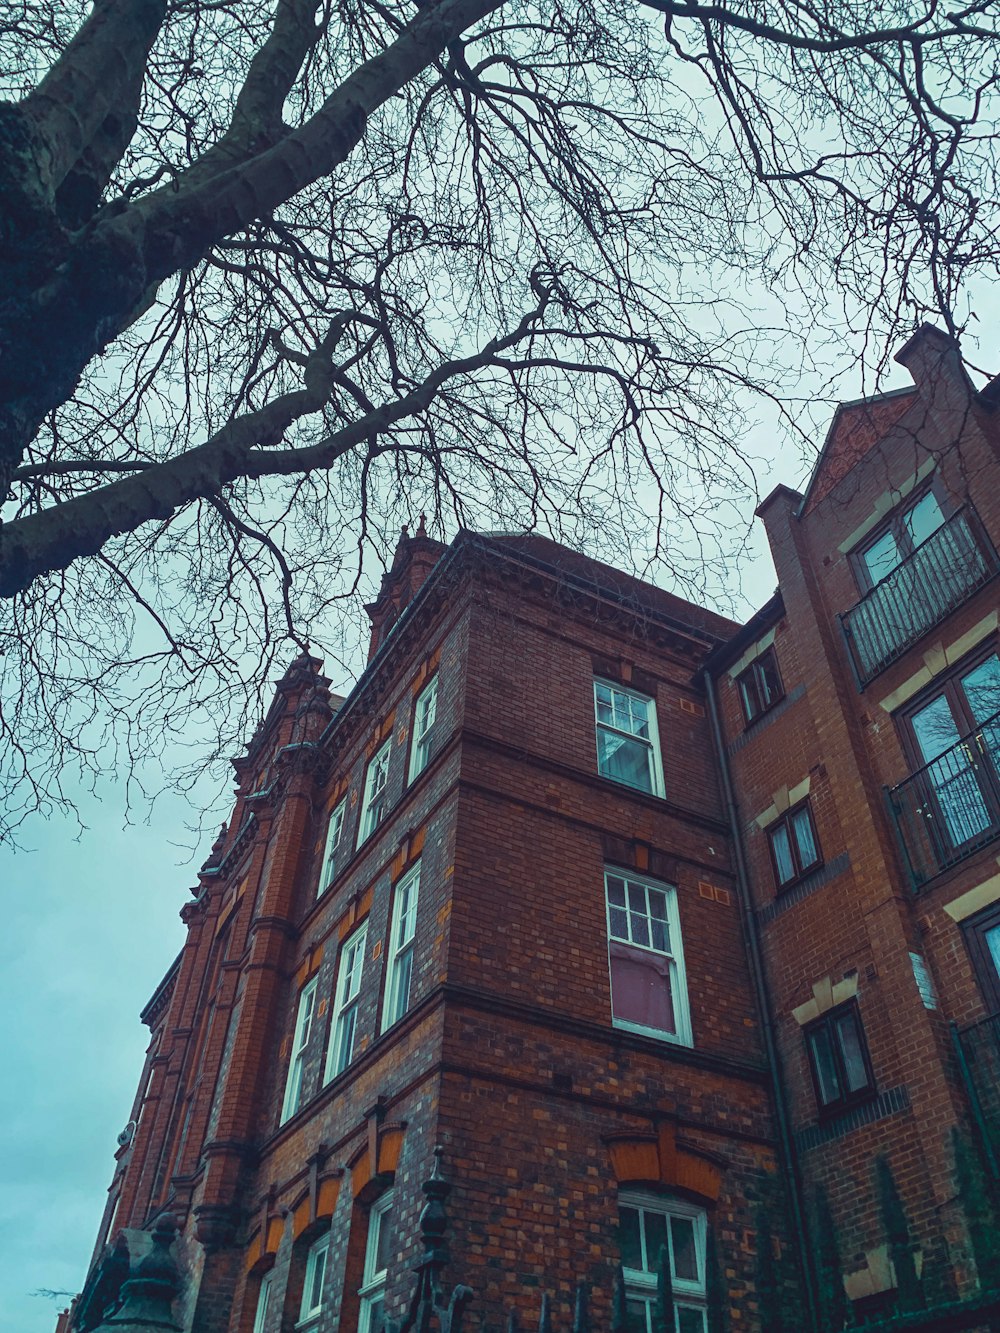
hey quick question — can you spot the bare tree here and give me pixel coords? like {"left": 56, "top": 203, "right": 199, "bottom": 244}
{"left": 1, "top": 0, "right": 998, "bottom": 836}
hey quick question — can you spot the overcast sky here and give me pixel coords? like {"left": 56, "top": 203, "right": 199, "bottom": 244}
{"left": 0, "top": 338, "right": 964, "bottom": 1333}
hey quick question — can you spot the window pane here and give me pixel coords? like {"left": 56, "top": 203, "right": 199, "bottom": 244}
{"left": 791, "top": 808, "right": 819, "bottom": 870}
{"left": 739, "top": 673, "right": 760, "bottom": 723}
{"left": 607, "top": 876, "right": 627, "bottom": 906}
{"left": 629, "top": 911, "right": 651, "bottom": 948}
{"left": 670, "top": 1216, "right": 699, "bottom": 1282}
{"left": 306, "top": 1239, "right": 328, "bottom": 1313}
{"left": 758, "top": 653, "right": 782, "bottom": 709}
{"left": 610, "top": 943, "right": 675, "bottom": 1033}
{"left": 863, "top": 528, "right": 902, "bottom": 584}
{"left": 366, "top": 1297, "right": 386, "bottom": 1333}
{"left": 625, "top": 1297, "right": 651, "bottom": 1332}
{"left": 627, "top": 883, "right": 647, "bottom": 913}
{"left": 597, "top": 728, "right": 653, "bottom": 792}
{"left": 374, "top": 1206, "right": 395, "bottom": 1273}
{"left": 648, "top": 889, "right": 668, "bottom": 920}
{"left": 600, "top": 682, "right": 616, "bottom": 725}
{"left": 836, "top": 1011, "right": 870, "bottom": 1094}
{"left": 677, "top": 1306, "right": 708, "bottom": 1333}
{"left": 609, "top": 905, "right": 629, "bottom": 939}
{"left": 960, "top": 654, "right": 1000, "bottom": 727}
{"left": 619, "top": 1205, "right": 643, "bottom": 1269}
{"left": 650, "top": 917, "right": 670, "bottom": 953}
{"left": 905, "top": 491, "right": 945, "bottom": 548}
{"left": 332, "top": 1003, "right": 357, "bottom": 1076}
{"left": 644, "top": 1210, "right": 668, "bottom": 1273}
{"left": 397, "top": 883, "right": 418, "bottom": 944}
{"left": 770, "top": 824, "right": 795, "bottom": 885}
{"left": 253, "top": 1274, "right": 272, "bottom": 1333}
{"left": 808, "top": 1025, "right": 843, "bottom": 1105}
{"left": 986, "top": 923, "right": 1000, "bottom": 980}
{"left": 390, "top": 946, "right": 413, "bottom": 1024}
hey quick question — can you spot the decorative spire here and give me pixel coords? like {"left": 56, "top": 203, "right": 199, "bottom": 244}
{"left": 90, "top": 1215, "right": 183, "bottom": 1332}
{"left": 390, "top": 1150, "right": 473, "bottom": 1333}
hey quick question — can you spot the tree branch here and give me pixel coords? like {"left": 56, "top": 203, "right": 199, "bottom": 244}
{"left": 0, "top": 300, "right": 547, "bottom": 596}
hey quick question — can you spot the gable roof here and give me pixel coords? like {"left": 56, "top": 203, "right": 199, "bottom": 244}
{"left": 800, "top": 387, "right": 918, "bottom": 515}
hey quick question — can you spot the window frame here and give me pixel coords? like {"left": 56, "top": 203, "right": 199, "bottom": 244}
{"left": 803, "top": 1001, "right": 876, "bottom": 1116}
{"left": 408, "top": 676, "right": 439, "bottom": 784}
{"left": 617, "top": 1189, "right": 708, "bottom": 1333}
{"left": 766, "top": 800, "right": 823, "bottom": 892}
{"left": 604, "top": 868, "right": 692, "bottom": 1047}
{"left": 735, "top": 646, "right": 784, "bottom": 727}
{"left": 896, "top": 646, "right": 1000, "bottom": 855}
{"left": 280, "top": 976, "right": 318, "bottom": 1125}
{"left": 358, "top": 1192, "right": 394, "bottom": 1333}
{"left": 298, "top": 1231, "right": 330, "bottom": 1326}
{"left": 850, "top": 481, "right": 949, "bottom": 594}
{"left": 317, "top": 797, "right": 347, "bottom": 896}
{"left": 963, "top": 901, "right": 1000, "bottom": 1014}
{"left": 358, "top": 740, "right": 392, "bottom": 846}
{"left": 593, "top": 679, "right": 666, "bottom": 798}
{"left": 324, "top": 921, "right": 368, "bottom": 1083}
{"left": 382, "top": 864, "right": 420, "bottom": 1032}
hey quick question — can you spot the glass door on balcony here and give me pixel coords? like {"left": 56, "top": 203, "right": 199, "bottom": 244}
{"left": 859, "top": 490, "right": 946, "bottom": 588}
{"left": 908, "top": 654, "right": 1000, "bottom": 852}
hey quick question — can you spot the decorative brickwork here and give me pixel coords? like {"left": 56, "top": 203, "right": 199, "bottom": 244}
{"left": 61, "top": 327, "right": 1000, "bottom": 1333}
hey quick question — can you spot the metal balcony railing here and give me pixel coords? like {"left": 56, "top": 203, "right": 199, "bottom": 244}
{"left": 886, "top": 708, "right": 1000, "bottom": 888}
{"left": 840, "top": 508, "right": 999, "bottom": 687}
{"left": 952, "top": 1012, "right": 1000, "bottom": 1179}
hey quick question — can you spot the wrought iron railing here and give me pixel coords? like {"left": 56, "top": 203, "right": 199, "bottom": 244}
{"left": 885, "top": 708, "right": 1000, "bottom": 888}
{"left": 840, "top": 509, "right": 999, "bottom": 687}
{"left": 952, "top": 1012, "right": 1000, "bottom": 1181}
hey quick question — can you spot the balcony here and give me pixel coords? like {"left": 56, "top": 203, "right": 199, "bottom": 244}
{"left": 953, "top": 1012, "right": 1000, "bottom": 1178}
{"left": 886, "top": 708, "right": 1000, "bottom": 888}
{"left": 840, "top": 508, "right": 999, "bottom": 687}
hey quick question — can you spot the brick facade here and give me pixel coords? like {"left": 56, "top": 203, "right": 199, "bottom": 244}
{"left": 64, "top": 327, "right": 1000, "bottom": 1332}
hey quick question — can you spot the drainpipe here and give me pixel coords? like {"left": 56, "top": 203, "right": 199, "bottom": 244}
{"left": 703, "top": 672, "right": 822, "bottom": 1333}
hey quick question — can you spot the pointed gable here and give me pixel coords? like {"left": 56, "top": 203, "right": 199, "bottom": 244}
{"left": 801, "top": 388, "right": 917, "bottom": 515}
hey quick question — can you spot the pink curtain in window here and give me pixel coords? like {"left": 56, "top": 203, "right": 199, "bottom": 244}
{"left": 610, "top": 941, "right": 675, "bottom": 1033}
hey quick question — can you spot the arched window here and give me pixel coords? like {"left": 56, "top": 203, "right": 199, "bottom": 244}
{"left": 617, "top": 1190, "right": 708, "bottom": 1332}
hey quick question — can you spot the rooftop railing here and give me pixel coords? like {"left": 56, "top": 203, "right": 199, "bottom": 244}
{"left": 840, "top": 508, "right": 998, "bottom": 687}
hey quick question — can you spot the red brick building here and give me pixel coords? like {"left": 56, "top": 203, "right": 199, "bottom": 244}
{"left": 64, "top": 327, "right": 1000, "bottom": 1333}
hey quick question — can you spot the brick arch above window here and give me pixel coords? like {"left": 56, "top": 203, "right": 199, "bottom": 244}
{"left": 604, "top": 1122, "right": 725, "bottom": 1205}
{"left": 291, "top": 1171, "right": 344, "bottom": 1242}
{"left": 348, "top": 1122, "right": 408, "bottom": 1199}
{"left": 244, "top": 1214, "right": 285, "bottom": 1275}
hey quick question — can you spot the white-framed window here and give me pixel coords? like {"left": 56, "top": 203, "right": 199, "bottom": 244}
{"left": 324, "top": 922, "right": 368, "bottom": 1082}
{"left": 408, "top": 677, "right": 439, "bottom": 783}
{"left": 358, "top": 741, "right": 392, "bottom": 845}
{"left": 280, "top": 976, "right": 318, "bottom": 1125}
{"left": 317, "top": 798, "right": 346, "bottom": 896}
{"left": 594, "top": 681, "right": 665, "bottom": 797}
{"left": 605, "top": 869, "right": 691, "bottom": 1046}
{"left": 359, "top": 1193, "right": 394, "bottom": 1333}
{"left": 298, "top": 1231, "right": 330, "bottom": 1325}
{"left": 618, "top": 1191, "right": 708, "bottom": 1333}
{"left": 382, "top": 864, "right": 420, "bottom": 1031}
{"left": 252, "top": 1271, "right": 273, "bottom": 1333}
